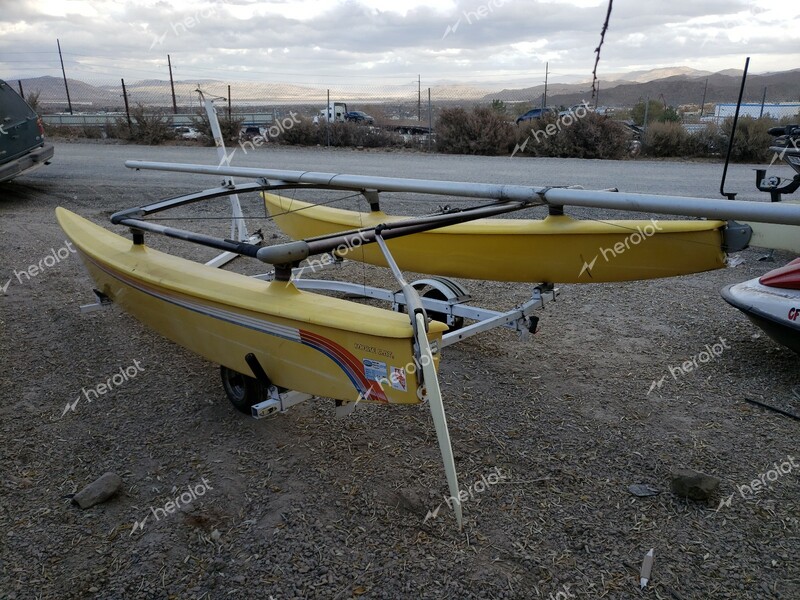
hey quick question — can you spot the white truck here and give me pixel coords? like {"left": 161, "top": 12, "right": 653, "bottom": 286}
{"left": 319, "top": 102, "right": 347, "bottom": 123}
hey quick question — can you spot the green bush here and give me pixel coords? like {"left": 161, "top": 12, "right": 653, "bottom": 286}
{"left": 660, "top": 106, "right": 681, "bottom": 123}
{"left": 436, "top": 106, "right": 516, "bottom": 156}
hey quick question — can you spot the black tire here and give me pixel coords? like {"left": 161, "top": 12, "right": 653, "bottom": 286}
{"left": 423, "top": 288, "right": 464, "bottom": 331}
{"left": 394, "top": 286, "right": 464, "bottom": 331}
{"left": 220, "top": 366, "right": 268, "bottom": 414}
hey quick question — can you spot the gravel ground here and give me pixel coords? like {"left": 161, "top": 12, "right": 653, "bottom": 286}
{"left": 1, "top": 141, "right": 798, "bottom": 600}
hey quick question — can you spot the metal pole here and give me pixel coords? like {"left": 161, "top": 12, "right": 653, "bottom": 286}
{"left": 759, "top": 86, "right": 766, "bottom": 118}
{"left": 121, "top": 78, "right": 132, "bottom": 135}
{"left": 57, "top": 39, "right": 73, "bottom": 114}
{"left": 168, "top": 54, "right": 178, "bottom": 114}
{"left": 123, "top": 160, "right": 800, "bottom": 226}
{"left": 720, "top": 56, "right": 750, "bottom": 200}
{"left": 326, "top": 88, "right": 330, "bottom": 148}
{"left": 17, "top": 80, "right": 24, "bottom": 99}
{"left": 418, "top": 74, "right": 421, "bottom": 121}
{"left": 427, "top": 87, "right": 432, "bottom": 153}
{"left": 543, "top": 62, "right": 548, "bottom": 110}
{"left": 699, "top": 77, "right": 708, "bottom": 119}
{"left": 227, "top": 85, "right": 232, "bottom": 121}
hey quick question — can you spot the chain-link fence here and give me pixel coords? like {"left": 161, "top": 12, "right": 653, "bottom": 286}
{"left": 8, "top": 52, "right": 798, "bottom": 160}
{"left": 12, "top": 54, "right": 532, "bottom": 132}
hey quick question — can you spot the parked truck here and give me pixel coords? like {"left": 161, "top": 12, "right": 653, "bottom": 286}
{"left": 319, "top": 102, "right": 347, "bottom": 123}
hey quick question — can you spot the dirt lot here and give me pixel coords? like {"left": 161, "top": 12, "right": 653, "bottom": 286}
{"left": 1, "top": 142, "right": 798, "bottom": 599}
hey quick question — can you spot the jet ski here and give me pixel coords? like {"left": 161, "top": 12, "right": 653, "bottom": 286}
{"left": 721, "top": 258, "right": 800, "bottom": 354}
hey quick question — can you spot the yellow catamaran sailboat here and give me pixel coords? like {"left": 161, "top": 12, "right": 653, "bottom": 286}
{"left": 56, "top": 94, "right": 800, "bottom": 530}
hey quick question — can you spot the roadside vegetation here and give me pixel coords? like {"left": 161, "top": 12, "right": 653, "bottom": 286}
{"left": 40, "top": 101, "right": 795, "bottom": 162}
{"left": 279, "top": 119, "right": 404, "bottom": 148}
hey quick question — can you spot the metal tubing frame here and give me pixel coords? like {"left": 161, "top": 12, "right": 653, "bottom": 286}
{"left": 267, "top": 276, "right": 558, "bottom": 347}
{"left": 124, "top": 160, "right": 800, "bottom": 226}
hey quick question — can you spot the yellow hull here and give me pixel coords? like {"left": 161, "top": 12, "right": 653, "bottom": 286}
{"left": 56, "top": 208, "right": 445, "bottom": 405}
{"left": 264, "top": 193, "right": 728, "bottom": 283}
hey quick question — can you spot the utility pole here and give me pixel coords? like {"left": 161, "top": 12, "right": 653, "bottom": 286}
{"left": 542, "top": 62, "right": 549, "bottom": 110}
{"left": 168, "top": 54, "right": 178, "bottom": 114}
{"left": 418, "top": 74, "right": 421, "bottom": 121}
{"left": 227, "top": 85, "right": 232, "bottom": 121}
{"left": 427, "top": 88, "right": 432, "bottom": 152}
{"left": 759, "top": 86, "right": 767, "bottom": 118}
{"left": 699, "top": 77, "right": 708, "bottom": 119}
{"left": 57, "top": 39, "right": 73, "bottom": 114}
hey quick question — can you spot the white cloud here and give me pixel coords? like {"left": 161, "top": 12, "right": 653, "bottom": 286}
{"left": 0, "top": 0, "right": 797, "bottom": 87}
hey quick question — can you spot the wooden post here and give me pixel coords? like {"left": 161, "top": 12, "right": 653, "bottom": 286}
{"left": 326, "top": 88, "right": 330, "bottom": 148}
{"left": 57, "top": 39, "right": 73, "bottom": 114}
{"left": 418, "top": 74, "right": 421, "bottom": 121}
{"left": 427, "top": 88, "right": 432, "bottom": 153}
{"left": 168, "top": 54, "right": 178, "bottom": 114}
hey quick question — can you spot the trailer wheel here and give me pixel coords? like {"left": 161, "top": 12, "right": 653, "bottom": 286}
{"left": 394, "top": 280, "right": 465, "bottom": 331}
{"left": 220, "top": 366, "right": 268, "bottom": 414}
{"left": 421, "top": 287, "right": 464, "bottom": 331}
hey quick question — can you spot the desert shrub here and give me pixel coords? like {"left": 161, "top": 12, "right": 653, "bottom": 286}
{"left": 644, "top": 122, "right": 689, "bottom": 157}
{"left": 436, "top": 106, "right": 515, "bottom": 156}
{"left": 519, "top": 111, "right": 630, "bottom": 159}
{"left": 326, "top": 121, "right": 355, "bottom": 147}
{"left": 42, "top": 124, "right": 81, "bottom": 139}
{"left": 719, "top": 116, "right": 774, "bottom": 162}
{"left": 279, "top": 118, "right": 320, "bottom": 145}
{"left": 348, "top": 125, "right": 403, "bottom": 148}
{"left": 276, "top": 118, "right": 402, "bottom": 148}
{"left": 190, "top": 113, "right": 243, "bottom": 145}
{"left": 683, "top": 123, "right": 724, "bottom": 157}
{"left": 117, "top": 104, "right": 173, "bottom": 144}
{"left": 25, "top": 90, "right": 42, "bottom": 113}
{"left": 81, "top": 126, "right": 103, "bottom": 139}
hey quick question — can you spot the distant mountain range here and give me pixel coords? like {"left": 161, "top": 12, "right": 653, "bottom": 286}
{"left": 484, "top": 67, "right": 800, "bottom": 107}
{"left": 9, "top": 66, "right": 800, "bottom": 112}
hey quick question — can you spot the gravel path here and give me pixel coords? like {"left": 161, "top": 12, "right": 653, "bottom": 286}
{"left": 1, "top": 141, "right": 798, "bottom": 599}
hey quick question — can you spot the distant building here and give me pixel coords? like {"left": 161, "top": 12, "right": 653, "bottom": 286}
{"left": 712, "top": 103, "right": 800, "bottom": 123}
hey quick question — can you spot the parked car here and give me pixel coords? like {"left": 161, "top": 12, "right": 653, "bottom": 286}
{"left": 239, "top": 126, "right": 265, "bottom": 141}
{"left": 173, "top": 126, "right": 204, "bottom": 140}
{"left": 0, "top": 79, "right": 54, "bottom": 183}
{"left": 515, "top": 107, "right": 555, "bottom": 125}
{"left": 345, "top": 111, "right": 375, "bottom": 125}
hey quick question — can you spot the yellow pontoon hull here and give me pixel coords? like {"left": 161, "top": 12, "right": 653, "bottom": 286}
{"left": 264, "top": 193, "right": 728, "bottom": 283}
{"left": 746, "top": 199, "right": 800, "bottom": 253}
{"left": 56, "top": 208, "right": 445, "bottom": 405}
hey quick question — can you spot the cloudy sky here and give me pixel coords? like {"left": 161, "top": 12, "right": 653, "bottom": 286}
{"left": 1, "top": 0, "right": 798, "bottom": 88}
